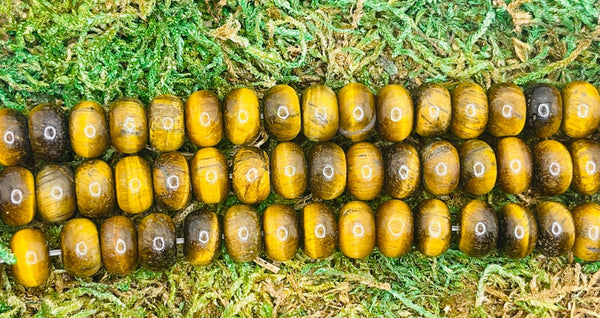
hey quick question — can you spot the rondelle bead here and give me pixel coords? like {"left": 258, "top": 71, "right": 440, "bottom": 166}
{"left": 232, "top": 147, "right": 270, "bottom": 204}
{"left": 458, "top": 200, "right": 498, "bottom": 257}
{"left": 302, "top": 85, "right": 339, "bottom": 142}
{"left": 376, "top": 85, "right": 413, "bottom": 142}
{"left": 487, "top": 83, "right": 526, "bottom": 137}
{"left": 536, "top": 201, "right": 575, "bottom": 257}
{"left": 533, "top": 140, "right": 573, "bottom": 196}
{"left": 263, "top": 204, "right": 298, "bottom": 262}
{"left": 270, "top": 142, "right": 307, "bottom": 199}
{"left": 421, "top": 140, "right": 460, "bottom": 196}
{"left": 302, "top": 202, "right": 337, "bottom": 259}
{"left": 185, "top": 90, "right": 223, "bottom": 147}
{"left": 109, "top": 98, "right": 148, "bottom": 154}
{"left": 100, "top": 216, "right": 138, "bottom": 275}
{"left": 451, "top": 82, "right": 488, "bottom": 139}
{"left": 414, "top": 83, "right": 452, "bottom": 137}
{"left": 308, "top": 142, "right": 346, "bottom": 200}
{"left": 338, "top": 201, "right": 375, "bottom": 259}
{"left": 10, "top": 229, "right": 50, "bottom": 287}
{"left": 148, "top": 95, "right": 185, "bottom": 152}
{"left": 376, "top": 199, "right": 413, "bottom": 258}
{"left": 184, "top": 211, "right": 220, "bottom": 266}
{"left": 153, "top": 152, "right": 191, "bottom": 211}
{"left": 572, "top": 203, "right": 600, "bottom": 261}
{"left": 224, "top": 88, "right": 260, "bottom": 145}
{"left": 497, "top": 203, "right": 537, "bottom": 259}
{"left": 0, "top": 108, "right": 31, "bottom": 166}
{"left": 69, "top": 101, "right": 109, "bottom": 158}
{"left": 60, "top": 218, "right": 102, "bottom": 278}
{"left": 75, "top": 159, "right": 115, "bottom": 218}
{"left": 384, "top": 143, "right": 420, "bottom": 199}
{"left": 414, "top": 199, "right": 451, "bottom": 257}
{"left": 459, "top": 139, "right": 497, "bottom": 195}
{"left": 0, "top": 166, "right": 35, "bottom": 226}
{"left": 561, "top": 81, "right": 600, "bottom": 138}
{"left": 524, "top": 83, "right": 562, "bottom": 138}
{"left": 138, "top": 213, "right": 176, "bottom": 271}
{"left": 496, "top": 137, "right": 533, "bottom": 194}
{"left": 115, "top": 155, "right": 153, "bottom": 214}
{"left": 570, "top": 139, "right": 600, "bottom": 195}
{"left": 36, "top": 164, "right": 76, "bottom": 223}
{"left": 346, "top": 142, "right": 383, "bottom": 201}
{"left": 28, "top": 104, "right": 71, "bottom": 162}
{"left": 224, "top": 205, "right": 262, "bottom": 262}
{"left": 338, "top": 83, "right": 376, "bottom": 142}
{"left": 190, "top": 147, "right": 228, "bottom": 204}
{"left": 264, "top": 84, "right": 301, "bottom": 141}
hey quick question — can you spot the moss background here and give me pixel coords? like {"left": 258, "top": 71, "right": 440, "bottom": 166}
{"left": 1, "top": 0, "right": 600, "bottom": 316}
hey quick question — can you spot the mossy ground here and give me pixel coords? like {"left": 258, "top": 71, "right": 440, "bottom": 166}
{"left": 1, "top": 0, "right": 600, "bottom": 316}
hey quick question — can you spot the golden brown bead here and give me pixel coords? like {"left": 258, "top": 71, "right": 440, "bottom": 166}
{"left": 29, "top": 104, "right": 71, "bottom": 162}
{"left": 302, "top": 202, "right": 337, "bottom": 259}
{"left": 308, "top": 142, "right": 346, "bottom": 200}
{"left": 60, "top": 218, "right": 102, "bottom": 278}
{"left": 338, "top": 83, "right": 376, "bottom": 142}
{"left": 376, "top": 85, "right": 413, "bottom": 142}
{"left": 264, "top": 84, "right": 301, "bottom": 141}
{"left": 270, "top": 142, "right": 307, "bottom": 199}
{"left": 497, "top": 203, "right": 537, "bottom": 259}
{"left": 525, "top": 83, "right": 562, "bottom": 138}
{"left": 572, "top": 203, "right": 600, "bottom": 261}
{"left": 138, "top": 213, "right": 177, "bottom": 271}
{"left": 451, "top": 82, "right": 488, "bottom": 139}
{"left": 190, "top": 147, "right": 228, "bottom": 204}
{"left": 10, "top": 229, "right": 50, "bottom": 287}
{"left": 561, "top": 81, "right": 600, "bottom": 138}
{"left": 533, "top": 140, "right": 573, "bottom": 196}
{"left": 69, "top": 101, "right": 109, "bottom": 158}
{"left": 384, "top": 143, "right": 420, "bottom": 199}
{"left": 185, "top": 90, "right": 223, "bottom": 147}
{"left": 302, "top": 85, "right": 339, "bottom": 142}
{"left": 346, "top": 142, "right": 383, "bottom": 201}
{"left": 458, "top": 200, "right": 498, "bottom": 258}
{"left": 232, "top": 147, "right": 270, "bottom": 204}
{"left": 570, "top": 139, "right": 600, "bottom": 195}
{"left": 496, "top": 137, "right": 533, "bottom": 194}
{"left": 487, "top": 83, "right": 526, "bottom": 137}
{"left": 376, "top": 199, "right": 413, "bottom": 258}
{"left": 184, "top": 211, "right": 220, "bottom": 266}
{"left": 338, "top": 201, "right": 375, "bottom": 259}
{"left": 100, "top": 216, "right": 138, "bottom": 275}
{"left": 224, "top": 205, "right": 262, "bottom": 262}
{"left": 224, "top": 88, "right": 260, "bottom": 145}
{"left": 0, "top": 166, "right": 35, "bottom": 226}
{"left": 148, "top": 95, "right": 185, "bottom": 152}
{"left": 115, "top": 155, "right": 153, "bottom": 214}
{"left": 0, "top": 108, "right": 31, "bottom": 166}
{"left": 263, "top": 204, "right": 298, "bottom": 262}
{"left": 109, "top": 98, "right": 148, "bottom": 154}
{"left": 459, "top": 139, "right": 497, "bottom": 195}
{"left": 153, "top": 152, "right": 191, "bottom": 211}
{"left": 36, "top": 164, "right": 76, "bottom": 223}
{"left": 414, "top": 83, "right": 451, "bottom": 137}
{"left": 421, "top": 140, "right": 460, "bottom": 196}
{"left": 414, "top": 199, "right": 451, "bottom": 257}
{"left": 536, "top": 201, "right": 575, "bottom": 257}
{"left": 75, "top": 159, "right": 115, "bottom": 218}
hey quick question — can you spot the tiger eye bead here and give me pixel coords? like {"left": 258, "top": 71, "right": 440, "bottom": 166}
{"left": 338, "top": 201, "right": 375, "bottom": 259}
{"left": 224, "top": 88, "right": 260, "bottom": 145}
{"left": 572, "top": 203, "right": 600, "bottom": 261}
{"left": 0, "top": 108, "right": 31, "bottom": 166}
{"left": 263, "top": 204, "right": 298, "bottom": 262}
{"left": 376, "top": 85, "right": 413, "bottom": 142}
{"left": 309, "top": 142, "right": 346, "bottom": 200}
{"left": 451, "top": 82, "right": 488, "bottom": 139}
{"left": 60, "top": 218, "right": 102, "bottom": 278}
{"left": 184, "top": 211, "right": 220, "bottom": 266}
{"left": 36, "top": 164, "right": 76, "bottom": 223}
{"left": 338, "top": 83, "right": 376, "bottom": 142}
{"left": 271, "top": 142, "right": 307, "bottom": 199}
{"left": 185, "top": 90, "right": 223, "bottom": 147}
{"left": 536, "top": 201, "right": 575, "bottom": 257}
{"left": 459, "top": 139, "right": 497, "bottom": 195}
{"left": 496, "top": 137, "right": 533, "bottom": 194}
{"left": 422, "top": 141, "right": 460, "bottom": 196}
{"left": 109, "top": 98, "right": 148, "bottom": 154}
{"left": 153, "top": 152, "right": 191, "bottom": 211}
{"left": 376, "top": 199, "right": 413, "bottom": 258}
{"left": 570, "top": 139, "right": 600, "bottom": 195}
{"left": 232, "top": 147, "right": 270, "bottom": 204}
{"left": 138, "top": 213, "right": 177, "bottom": 271}
{"left": 190, "top": 147, "right": 228, "bottom": 204}
{"left": 224, "top": 205, "right": 262, "bottom": 262}
{"left": 525, "top": 83, "right": 562, "bottom": 138}
{"left": 458, "top": 200, "right": 498, "bottom": 258}
{"left": 533, "top": 140, "right": 572, "bottom": 196}
{"left": 302, "top": 85, "right": 339, "bottom": 142}
{"left": 100, "top": 216, "right": 138, "bottom": 275}
{"left": 29, "top": 104, "right": 71, "bottom": 162}
{"left": 561, "top": 81, "right": 600, "bottom": 138}
{"left": 115, "top": 155, "right": 153, "bottom": 214}
{"left": 384, "top": 143, "right": 420, "bottom": 199}
{"left": 302, "top": 202, "right": 337, "bottom": 259}
{"left": 10, "top": 229, "right": 50, "bottom": 287}
{"left": 69, "top": 101, "right": 109, "bottom": 158}
{"left": 264, "top": 85, "right": 301, "bottom": 141}
{"left": 75, "top": 159, "right": 116, "bottom": 218}
{"left": 414, "top": 83, "right": 451, "bottom": 137}
{"left": 346, "top": 142, "right": 383, "bottom": 201}
{"left": 148, "top": 95, "right": 185, "bottom": 152}
{"left": 487, "top": 83, "right": 526, "bottom": 137}
{"left": 0, "top": 166, "right": 35, "bottom": 226}
{"left": 497, "top": 203, "right": 537, "bottom": 259}
{"left": 414, "top": 199, "right": 451, "bottom": 257}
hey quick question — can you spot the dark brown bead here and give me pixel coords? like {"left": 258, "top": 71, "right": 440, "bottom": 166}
{"left": 533, "top": 140, "right": 572, "bottom": 196}
{"left": 153, "top": 152, "right": 191, "bottom": 211}
{"left": 384, "top": 143, "right": 420, "bottom": 199}
{"left": 497, "top": 203, "right": 537, "bottom": 259}
{"left": 138, "top": 213, "right": 177, "bottom": 271}
{"left": 458, "top": 200, "right": 498, "bottom": 258}
{"left": 536, "top": 201, "right": 575, "bottom": 257}
{"left": 224, "top": 205, "right": 262, "bottom": 262}
{"left": 525, "top": 83, "right": 562, "bottom": 138}
{"left": 100, "top": 216, "right": 138, "bottom": 275}
{"left": 0, "top": 108, "right": 31, "bottom": 166}
{"left": 308, "top": 142, "right": 346, "bottom": 200}
{"left": 0, "top": 166, "right": 35, "bottom": 226}
{"left": 29, "top": 104, "right": 71, "bottom": 162}
{"left": 36, "top": 164, "right": 76, "bottom": 223}
{"left": 60, "top": 218, "right": 102, "bottom": 278}
{"left": 75, "top": 159, "right": 116, "bottom": 218}
{"left": 184, "top": 211, "right": 220, "bottom": 266}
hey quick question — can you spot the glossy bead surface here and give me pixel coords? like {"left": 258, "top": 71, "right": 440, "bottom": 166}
{"left": 302, "top": 202, "right": 337, "bottom": 259}
{"left": 185, "top": 90, "right": 223, "bottom": 147}
{"left": 376, "top": 199, "right": 413, "bottom": 258}
{"left": 458, "top": 200, "right": 498, "bottom": 257}
{"left": 109, "top": 98, "right": 148, "bottom": 154}
{"left": 148, "top": 95, "right": 185, "bottom": 152}
{"left": 138, "top": 213, "right": 177, "bottom": 271}
{"left": 572, "top": 203, "right": 600, "bottom": 261}
{"left": 308, "top": 142, "right": 346, "bottom": 200}
{"left": 487, "top": 83, "right": 526, "bottom": 137}
{"left": 115, "top": 155, "right": 153, "bottom": 214}
{"left": 533, "top": 140, "right": 572, "bottom": 196}
{"left": 338, "top": 83, "right": 375, "bottom": 142}
{"left": 496, "top": 137, "right": 533, "bottom": 194}
{"left": 153, "top": 152, "right": 191, "bottom": 211}
{"left": 224, "top": 205, "right": 262, "bottom": 262}
{"left": 570, "top": 139, "right": 600, "bottom": 195}
{"left": 271, "top": 142, "right": 307, "bottom": 199}
{"left": 302, "top": 85, "right": 339, "bottom": 142}
{"left": 414, "top": 83, "right": 451, "bottom": 137}
{"left": 190, "top": 147, "right": 228, "bottom": 204}
{"left": 264, "top": 84, "right": 301, "bottom": 141}
{"left": 338, "top": 201, "right": 375, "bottom": 259}
{"left": 525, "top": 83, "right": 562, "bottom": 138}
{"left": 60, "top": 218, "right": 102, "bottom": 278}
{"left": 0, "top": 166, "right": 35, "bottom": 226}
{"left": 561, "top": 81, "right": 600, "bottom": 138}
{"left": 421, "top": 140, "right": 460, "bottom": 196}
{"left": 36, "top": 164, "right": 76, "bottom": 223}
{"left": 536, "top": 201, "right": 575, "bottom": 257}
{"left": 224, "top": 88, "right": 260, "bottom": 145}
{"left": 0, "top": 108, "right": 31, "bottom": 166}
{"left": 451, "top": 82, "right": 488, "bottom": 139}
{"left": 263, "top": 204, "right": 298, "bottom": 262}
{"left": 376, "top": 85, "right": 413, "bottom": 142}
{"left": 69, "top": 101, "right": 109, "bottom": 158}
{"left": 232, "top": 147, "right": 270, "bottom": 204}
{"left": 384, "top": 143, "right": 420, "bottom": 199}
{"left": 75, "top": 159, "right": 115, "bottom": 218}
{"left": 347, "top": 142, "right": 383, "bottom": 201}
{"left": 459, "top": 139, "right": 497, "bottom": 195}
{"left": 100, "top": 216, "right": 138, "bottom": 275}
{"left": 184, "top": 211, "right": 220, "bottom": 266}
{"left": 10, "top": 229, "right": 50, "bottom": 287}
{"left": 414, "top": 199, "right": 451, "bottom": 257}
{"left": 497, "top": 203, "right": 537, "bottom": 259}
{"left": 29, "top": 104, "right": 71, "bottom": 162}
